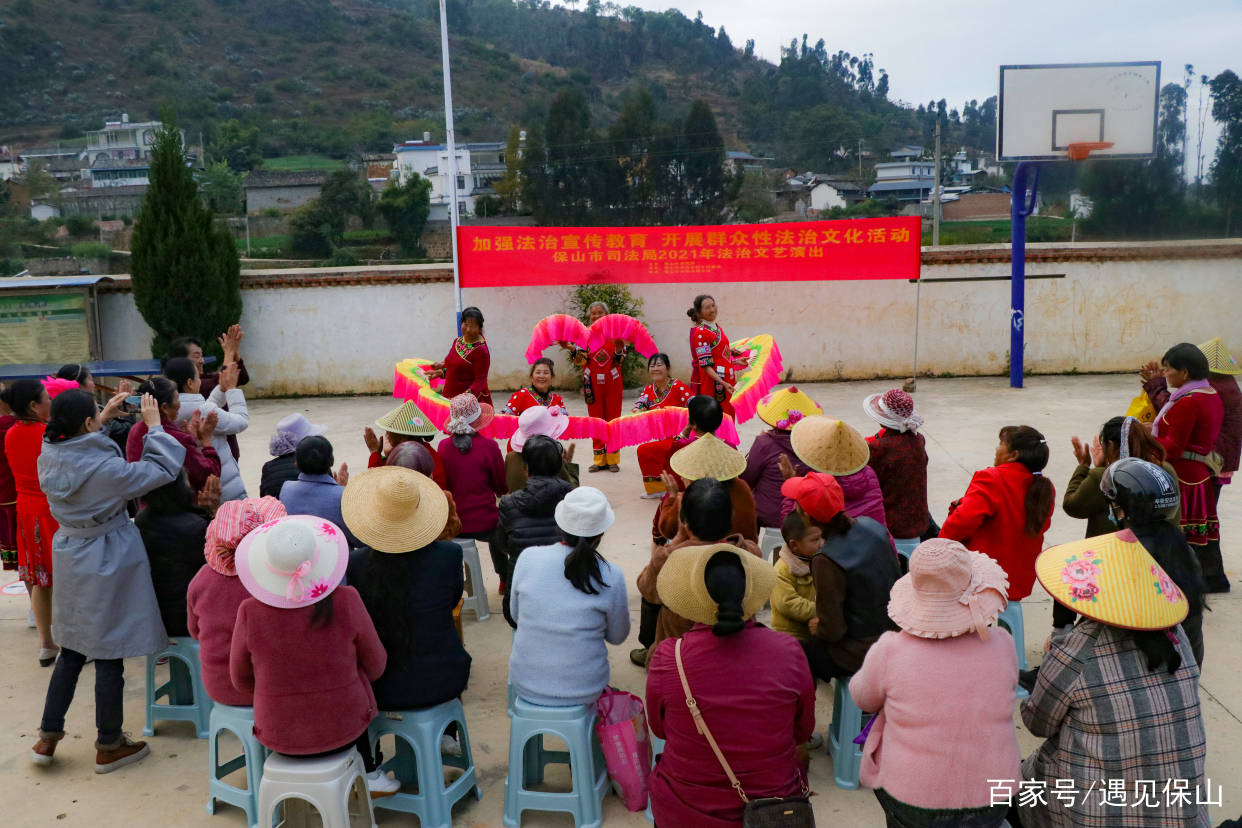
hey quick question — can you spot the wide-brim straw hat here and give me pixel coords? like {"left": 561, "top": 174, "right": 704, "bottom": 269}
{"left": 669, "top": 433, "right": 747, "bottom": 481}
{"left": 656, "top": 543, "right": 777, "bottom": 626}
{"left": 376, "top": 400, "right": 438, "bottom": 438}
{"left": 1199, "top": 337, "right": 1241, "bottom": 375}
{"left": 756, "top": 386, "right": 823, "bottom": 430}
{"left": 888, "top": 539, "right": 1009, "bottom": 640}
{"left": 235, "top": 515, "right": 349, "bottom": 609}
{"left": 790, "top": 416, "right": 870, "bottom": 476}
{"left": 1035, "top": 529, "right": 1188, "bottom": 631}
{"left": 341, "top": 466, "right": 449, "bottom": 554}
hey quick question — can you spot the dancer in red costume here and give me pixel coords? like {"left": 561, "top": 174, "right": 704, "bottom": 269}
{"left": 633, "top": 353, "right": 694, "bottom": 497}
{"left": 687, "top": 294, "right": 745, "bottom": 419}
{"left": 430, "top": 306, "right": 492, "bottom": 407}
{"left": 502, "top": 358, "right": 566, "bottom": 416}
{"left": 566, "top": 302, "right": 626, "bottom": 473}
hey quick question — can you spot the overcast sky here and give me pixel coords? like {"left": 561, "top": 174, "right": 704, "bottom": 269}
{"left": 608, "top": 0, "right": 1238, "bottom": 174}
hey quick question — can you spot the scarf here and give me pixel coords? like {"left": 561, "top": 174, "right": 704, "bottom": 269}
{"left": 204, "top": 496, "right": 287, "bottom": 576}
{"left": 1151, "top": 378, "right": 1211, "bottom": 438}
{"left": 778, "top": 545, "right": 811, "bottom": 577}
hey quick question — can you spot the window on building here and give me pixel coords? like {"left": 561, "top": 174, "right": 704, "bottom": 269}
{"left": 456, "top": 175, "right": 465, "bottom": 191}
{"left": 458, "top": 201, "right": 466, "bottom": 214}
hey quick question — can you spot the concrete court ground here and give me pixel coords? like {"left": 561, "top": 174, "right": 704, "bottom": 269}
{"left": 1, "top": 374, "right": 1239, "bottom": 827}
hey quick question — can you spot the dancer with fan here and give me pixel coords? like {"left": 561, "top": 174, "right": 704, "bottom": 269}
{"left": 501, "top": 358, "right": 566, "bottom": 417}
{"left": 631, "top": 354, "right": 694, "bottom": 498}
{"left": 428, "top": 306, "right": 492, "bottom": 407}
{"left": 687, "top": 294, "right": 747, "bottom": 419}
{"left": 565, "top": 302, "right": 627, "bottom": 473}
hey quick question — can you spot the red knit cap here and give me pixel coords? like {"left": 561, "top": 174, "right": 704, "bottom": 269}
{"left": 781, "top": 472, "right": 845, "bottom": 522}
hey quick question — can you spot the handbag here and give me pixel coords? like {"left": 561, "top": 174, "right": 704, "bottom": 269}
{"left": 674, "top": 638, "right": 815, "bottom": 828}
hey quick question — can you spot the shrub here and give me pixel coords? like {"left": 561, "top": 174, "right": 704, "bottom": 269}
{"left": 64, "top": 215, "right": 95, "bottom": 236}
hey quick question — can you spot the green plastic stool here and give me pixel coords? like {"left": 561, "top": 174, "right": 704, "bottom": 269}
{"left": 144, "top": 637, "right": 210, "bottom": 739}
{"left": 207, "top": 703, "right": 269, "bottom": 827}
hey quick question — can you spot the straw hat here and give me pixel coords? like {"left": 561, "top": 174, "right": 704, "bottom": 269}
{"left": 341, "top": 466, "right": 449, "bottom": 554}
{"left": 862, "top": 389, "right": 924, "bottom": 434}
{"left": 656, "top": 543, "right": 777, "bottom": 626}
{"left": 511, "top": 404, "right": 569, "bottom": 451}
{"left": 790, "top": 416, "right": 870, "bottom": 476}
{"left": 554, "top": 487, "right": 615, "bottom": 537}
{"left": 756, "top": 386, "right": 823, "bottom": 430}
{"left": 1035, "top": 529, "right": 1188, "bottom": 631}
{"left": 376, "top": 400, "right": 438, "bottom": 438}
{"left": 235, "top": 515, "right": 349, "bottom": 609}
{"left": 445, "top": 393, "right": 494, "bottom": 435}
{"left": 669, "top": 433, "right": 747, "bottom": 481}
{"left": 888, "top": 539, "right": 1009, "bottom": 640}
{"left": 1198, "top": 337, "right": 1241, "bottom": 375}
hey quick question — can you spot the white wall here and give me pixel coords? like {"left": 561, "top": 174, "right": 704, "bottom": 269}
{"left": 98, "top": 241, "right": 1242, "bottom": 396}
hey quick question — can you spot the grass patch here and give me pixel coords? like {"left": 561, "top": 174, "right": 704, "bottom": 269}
{"left": 260, "top": 155, "right": 348, "bottom": 171}
{"left": 932, "top": 217, "right": 1072, "bottom": 246}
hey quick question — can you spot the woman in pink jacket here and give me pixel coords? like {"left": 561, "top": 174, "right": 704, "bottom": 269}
{"left": 850, "top": 538, "right": 1020, "bottom": 827}
{"left": 229, "top": 514, "right": 394, "bottom": 795}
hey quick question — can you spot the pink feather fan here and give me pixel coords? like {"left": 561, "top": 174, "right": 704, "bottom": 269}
{"left": 586, "top": 314, "right": 657, "bottom": 357}
{"left": 526, "top": 314, "right": 591, "bottom": 363}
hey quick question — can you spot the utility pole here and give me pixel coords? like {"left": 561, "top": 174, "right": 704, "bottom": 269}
{"left": 858, "top": 138, "right": 863, "bottom": 179}
{"left": 932, "top": 119, "right": 941, "bottom": 246}
{"left": 440, "top": 0, "right": 463, "bottom": 327}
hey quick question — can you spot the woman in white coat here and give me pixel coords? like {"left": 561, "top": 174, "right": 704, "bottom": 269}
{"left": 166, "top": 356, "right": 249, "bottom": 502}
{"left": 29, "top": 391, "right": 185, "bottom": 772}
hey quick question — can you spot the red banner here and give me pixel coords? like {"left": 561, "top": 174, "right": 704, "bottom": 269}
{"left": 457, "top": 217, "right": 921, "bottom": 287}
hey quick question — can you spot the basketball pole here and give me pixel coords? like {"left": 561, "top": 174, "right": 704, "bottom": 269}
{"left": 1009, "top": 161, "right": 1040, "bottom": 389}
{"left": 440, "top": 0, "right": 464, "bottom": 334}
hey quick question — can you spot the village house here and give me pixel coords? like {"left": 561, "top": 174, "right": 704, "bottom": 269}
{"left": 242, "top": 169, "right": 331, "bottom": 214}
{"left": 392, "top": 136, "right": 507, "bottom": 221}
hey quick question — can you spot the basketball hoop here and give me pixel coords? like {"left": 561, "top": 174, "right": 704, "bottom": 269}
{"left": 1066, "top": 141, "right": 1115, "bottom": 161}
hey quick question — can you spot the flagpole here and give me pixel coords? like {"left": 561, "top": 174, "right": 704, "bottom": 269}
{"left": 439, "top": 0, "right": 463, "bottom": 331}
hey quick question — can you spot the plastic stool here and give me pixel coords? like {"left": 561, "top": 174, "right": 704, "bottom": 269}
{"left": 997, "top": 601, "right": 1029, "bottom": 700}
{"left": 503, "top": 694, "right": 609, "bottom": 828}
{"left": 454, "top": 538, "right": 491, "bottom": 621}
{"left": 144, "top": 638, "right": 210, "bottom": 739}
{"left": 644, "top": 734, "right": 665, "bottom": 823}
{"left": 207, "top": 703, "right": 269, "bottom": 827}
{"left": 826, "top": 677, "right": 866, "bottom": 790}
{"left": 893, "top": 537, "right": 920, "bottom": 560}
{"left": 759, "top": 526, "right": 783, "bottom": 563}
{"left": 258, "top": 748, "right": 375, "bottom": 828}
{"left": 367, "top": 699, "right": 481, "bottom": 828}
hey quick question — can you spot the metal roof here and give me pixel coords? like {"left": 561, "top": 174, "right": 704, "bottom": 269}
{"left": 0, "top": 275, "right": 115, "bottom": 290}
{"left": 868, "top": 180, "right": 932, "bottom": 193}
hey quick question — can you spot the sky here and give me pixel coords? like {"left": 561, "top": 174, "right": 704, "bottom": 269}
{"left": 607, "top": 0, "right": 1239, "bottom": 175}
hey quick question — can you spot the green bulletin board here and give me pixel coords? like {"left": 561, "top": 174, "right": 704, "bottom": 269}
{"left": 0, "top": 292, "right": 90, "bottom": 364}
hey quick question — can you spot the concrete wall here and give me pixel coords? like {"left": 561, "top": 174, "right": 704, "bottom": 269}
{"left": 97, "top": 240, "right": 1242, "bottom": 397}
{"left": 245, "top": 185, "right": 322, "bottom": 214}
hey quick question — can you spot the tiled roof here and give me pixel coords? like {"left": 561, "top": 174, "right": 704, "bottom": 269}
{"left": 242, "top": 169, "right": 331, "bottom": 189}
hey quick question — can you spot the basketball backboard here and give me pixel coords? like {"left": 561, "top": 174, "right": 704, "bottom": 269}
{"left": 997, "top": 61, "right": 1160, "bottom": 161}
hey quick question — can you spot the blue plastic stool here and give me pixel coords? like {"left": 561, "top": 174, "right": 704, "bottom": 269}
{"left": 997, "top": 601, "right": 1029, "bottom": 700}
{"left": 367, "top": 699, "right": 481, "bottom": 828}
{"left": 503, "top": 694, "right": 609, "bottom": 828}
{"left": 207, "top": 703, "right": 268, "bottom": 827}
{"left": 893, "top": 537, "right": 920, "bottom": 560}
{"left": 144, "top": 638, "right": 210, "bottom": 739}
{"left": 826, "top": 677, "right": 866, "bottom": 790}
{"left": 644, "top": 734, "right": 665, "bottom": 823}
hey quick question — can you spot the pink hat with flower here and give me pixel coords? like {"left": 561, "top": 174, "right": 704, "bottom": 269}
{"left": 887, "top": 538, "right": 1009, "bottom": 640}
{"left": 511, "top": 404, "right": 569, "bottom": 451}
{"left": 235, "top": 515, "right": 349, "bottom": 609}
{"left": 863, "top": 388, "right": 923, "bottom": 433}
{"left": 444, "top": 393, "right": 494, "bottom": 435}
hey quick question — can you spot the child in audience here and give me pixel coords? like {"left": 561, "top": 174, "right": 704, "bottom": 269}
{"left": 770, "top": 510, "right": 821, "bottom": 642}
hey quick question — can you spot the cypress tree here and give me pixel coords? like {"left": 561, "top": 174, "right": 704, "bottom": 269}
{"left": 130, "top": 119, "right": 242, "bottom": 359}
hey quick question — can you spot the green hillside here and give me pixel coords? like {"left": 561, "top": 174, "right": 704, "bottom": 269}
{"left": 0, "top": 0, "right": 995, "bottom": 169}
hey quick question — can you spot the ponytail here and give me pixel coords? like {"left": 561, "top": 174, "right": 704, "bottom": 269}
{"left": 704, "top": 550, "right": 746, "bottom": 637}
{"left": 560, "top": 530, "right": 607, "bottom": 595}
{"left": 44, "top": 389, "right": 97, "bottom": 443}
{"left": 3, "top": 378, "right": 47, "bottom": 420}
{"left": 999, "top": 425, "right": 1053, "bottom": 536}
{"left": 138, "top": 376, "right": 178, "bottom": 410}
{"left": 451, "top": 433, "right": 474, "bottom": 453}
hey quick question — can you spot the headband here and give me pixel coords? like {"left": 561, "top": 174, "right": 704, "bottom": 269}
{"left": 1120, "top": 416, "right": 1137, "bottom": 460}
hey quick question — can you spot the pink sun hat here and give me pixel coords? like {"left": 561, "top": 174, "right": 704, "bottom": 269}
{"left": 887, "top": 538, "right": 1009, "bottom": 640}
{"left": 510, "top": 404, "right": 569, "bottom": 451}
{"left": 235, "top": 515, "right": 349, "bottom": 609}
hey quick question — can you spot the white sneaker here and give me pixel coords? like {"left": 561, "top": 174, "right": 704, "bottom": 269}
{"left": 440, "top": 733, "right": 462, "bottom": 757}
{"left": 366, "top": 769, "right": 400, "bottom": 797}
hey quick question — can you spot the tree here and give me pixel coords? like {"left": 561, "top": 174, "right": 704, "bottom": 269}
{"left": 1209, "top": 70, "right": 1242, "bottom": 234}
{"left": 287, "top": 200, "right": 337, "bottom": 258}
{"left": 1158, "top": 82, "right": 1188, "bottom": 181}
{"left": 200, "top": 161, "right": 243, "bottom": 214}
{"left": 494, "top": 125, "right": 524, "bottom": 214}
{"left": 208, "top": 119, "right": 263, "bottom": 171}
{"left": 23, "top": 160, "right": 58, "bottom": 201}
{"left": 319, "top": 168, "right": 374, "bottom": 230}
{"left": 674, "top": 100, "right": 739, "bottom": 223}
{"left": 376, "top": 174, "right": 432, "bottom": 256}
{"left": 131, "top": 119, "right": 241, "bottom": 359}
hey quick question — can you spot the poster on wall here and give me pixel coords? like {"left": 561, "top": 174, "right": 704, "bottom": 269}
{"left": 0, "top": 292, "right": 90, "bottom": 365}
{"left": 457, "top": 216, "right": 922, "bottom": 288}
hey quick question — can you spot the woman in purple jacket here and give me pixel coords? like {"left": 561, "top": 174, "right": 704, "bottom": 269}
{"left": 740, "top": 387, "right": 820, "bottom": 529}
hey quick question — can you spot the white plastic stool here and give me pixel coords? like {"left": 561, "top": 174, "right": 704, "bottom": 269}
{"left": 759, "top": 526, "right": 782, "bottom": 563}
{"left": 258, "top": 748, "right": 376, "bottom": 828}
{"left": 454, "top": 538, "right": 491, "bottom": 622}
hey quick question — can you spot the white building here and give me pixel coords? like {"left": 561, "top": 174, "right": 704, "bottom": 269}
{"left": 84, "top": 114, "right": 185, "bottom": 188}
{"left": 392, "top": 138, "right": 507, "bottom": 221}
{"left": 0, "top": 147, "right": 16, "bottom": 181}
{"left": 868, "top": 158, "right": 935, "bottom": 202}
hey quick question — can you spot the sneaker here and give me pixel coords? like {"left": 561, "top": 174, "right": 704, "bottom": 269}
{"left": 440, "top": 733, "right": 462, "bottom": 757}
{"left": 95, "top": 734, "right": 149, "bottom": 774}
{"left": 607, "top": 464, "right": 620, "bottom": 473}
{"left": 30, "top": 732, "right": 62, "bottom": 766}
{"left": 805, "top": 733, "right": 824, "bottom": 751}
{"left": 366, "top": 769, "right": 400, "bottom": 798}
{"left": 640, "top": 492, "right": 663, "bottom": 500}
{"left": 629, "top": 646, "right": 649, "bottom": 668}
{"left": 38, "top": 647, "right": 59, "bottom": 667}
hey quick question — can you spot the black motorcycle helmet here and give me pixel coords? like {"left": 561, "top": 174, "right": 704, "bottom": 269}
{"left": 1100, "top": 458, "right": 1180, "bottom": 526}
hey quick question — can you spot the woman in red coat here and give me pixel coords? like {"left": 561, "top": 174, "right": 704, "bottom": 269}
{"left": 502, "top": 358, "right": 566, "bottom": 416}
{"left": 568, "top": 301, "right": 626, "bottom": 472}
{"left": 0, "top": 382, "right": 18, "bottom": 571}
{"left": 687, "top": 294, "right": 744, "bottom": 419}
{"left": 633, "top": 353, "right": 693, "bottom": 497}
{"left": 939, "top": 425, "right": 1055, "bottom": 601}
{"left": 430, "top": 306, "right": 491, "bottom": 407}
{"left": 1150, "top": 343, "right": 1227, "bottom": 591}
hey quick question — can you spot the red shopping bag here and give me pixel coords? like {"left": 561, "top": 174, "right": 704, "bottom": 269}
{"left": 595, "top": 689, "right": 652, "bottom": 811}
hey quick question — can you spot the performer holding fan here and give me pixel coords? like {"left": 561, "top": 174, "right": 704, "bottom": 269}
{"left": 631, "top": 354, "right": 693, "bottom": 497}
{"left": 687, "top": 294, "right": 746, "bottom": 419}
{"left": 564, "top": 302, "right": 627, "bottom": 473}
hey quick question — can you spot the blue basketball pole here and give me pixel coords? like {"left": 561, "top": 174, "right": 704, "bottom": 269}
{"left": 1009, "top": 161, "right": 1040, "bottom": 389}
